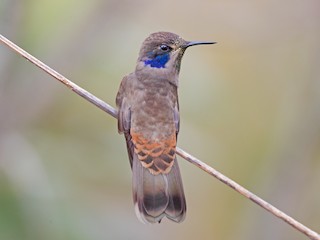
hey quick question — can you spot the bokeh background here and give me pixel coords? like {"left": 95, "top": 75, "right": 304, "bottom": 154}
{"left": 1, "top": 0, "right": 319, "bottom": 239}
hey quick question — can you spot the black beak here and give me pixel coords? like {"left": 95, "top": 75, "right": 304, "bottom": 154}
{"left": 183, "top": 41, "right": 217, "bottom": 48}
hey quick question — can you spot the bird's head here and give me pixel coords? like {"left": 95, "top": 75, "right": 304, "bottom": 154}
{"left": 135, "top": 32, "right": 215, "bottom": 85}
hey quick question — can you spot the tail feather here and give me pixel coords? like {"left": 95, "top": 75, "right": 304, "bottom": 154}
{"left": 132, "top": 154, "right": 186, "bottom": 223}
{"left": 165, "top": 161, "right": 186, "bottom": 222}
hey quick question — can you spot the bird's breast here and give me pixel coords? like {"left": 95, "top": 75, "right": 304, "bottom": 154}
{"left": 130, "top": 79, "right": 177, "bottom": 141}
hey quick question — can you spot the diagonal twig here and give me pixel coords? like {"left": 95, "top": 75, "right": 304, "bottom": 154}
{"left": 1, "top": 34, "right": 319, "bottom": 240}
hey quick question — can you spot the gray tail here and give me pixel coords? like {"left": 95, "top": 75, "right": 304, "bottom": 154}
{"left": 132, "top": 154, "right": 186, "bottom": 223}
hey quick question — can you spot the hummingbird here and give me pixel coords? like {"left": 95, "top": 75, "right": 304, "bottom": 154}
{"left": 116, "top": 32, "right": 215, "bottom": 223}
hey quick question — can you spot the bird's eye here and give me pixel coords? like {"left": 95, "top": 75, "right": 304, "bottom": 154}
{"left": 160, "top": 44, "right": 170, "bottom": 52}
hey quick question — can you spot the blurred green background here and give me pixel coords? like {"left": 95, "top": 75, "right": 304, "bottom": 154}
{"left": 1, "top": 0, "right": 319, "bottom": 239}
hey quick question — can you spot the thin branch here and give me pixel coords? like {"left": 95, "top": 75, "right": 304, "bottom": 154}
{"left": 1, "top": 34, "right": 319, "bottom": 240}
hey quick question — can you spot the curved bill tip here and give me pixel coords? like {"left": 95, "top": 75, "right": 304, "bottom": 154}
{"left": 184, "top": 41, "right": 217, "bottom": 48}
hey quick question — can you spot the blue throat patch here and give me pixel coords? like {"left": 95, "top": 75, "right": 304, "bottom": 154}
{"left": 144, "top": 54, "right": 170, "bottom": 68}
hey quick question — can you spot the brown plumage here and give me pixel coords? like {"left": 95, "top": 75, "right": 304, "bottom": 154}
{"left": 116, "top": 32, "right": 215, "bottom": 223}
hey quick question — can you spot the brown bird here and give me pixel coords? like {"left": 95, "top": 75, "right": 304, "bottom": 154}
{"left": 116, "top": 32, "right": 215, "bottom": 223}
